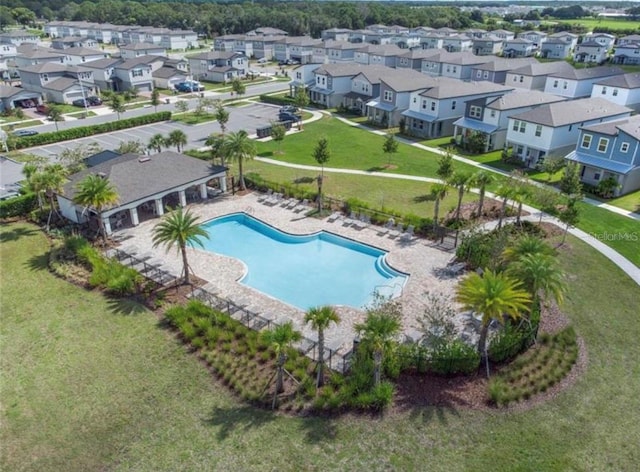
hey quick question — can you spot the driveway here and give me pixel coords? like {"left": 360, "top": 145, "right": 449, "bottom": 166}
{"left": 25, "top": 102, "right": 281, "bottom": 162}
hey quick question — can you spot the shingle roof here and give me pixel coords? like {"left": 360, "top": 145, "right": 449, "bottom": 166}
{"left": 189, "top": 51, "right": 241, "bottom": 60}
{"left": 0, "top": 85, "right": 28, "bottom": 98}
{"left": 616, "top": 116, "right": 640, "bottom": 141}
{"left": 549, "top": 66, "right": 624, "bottom": 81}
{"left": 152, "top": 66, "right": 186, "bottom": 79}
{"left": 63, "top": 46, "right": 106, "bottom": 56}
{"left": 314, "top": 63, "right": 373, "bottom": 77}
{"left": 81, "top": 57, "right": 122, "bottom": 69}
{"left": 419, "top": 79, "right": 513, "bottom": 100}
{"left": 486, "top": 90, "right": 567, "bottom": 111}
{"left": 594, "top": 73, "right": 640, "bottom": 89}
{"left": 508, "top": 61, "right": 574, "bottom": 77}
{"left": 120, "top": 42, "right": 164, "bottom": 50}
{"left": 473, "top": 57, "right": 537, "bottom": 72}
{"left": 381, "top": 68, "right": 439, "bottom": 92}
{"left": 62, "top": 152, "right": 226, "bottom": 209}
{"left": 114, "top": 58, "right": 154, "bottom": 70}
{"left": 509, "top": 97, "right": 631, "bottom": 127}
{"left": 20, "top": 63, "right": 90, "bottom": 74}
{"left": 356, "top": 44, "right": 403, "bottom": 56}
{"left": 43, "top": 77, "right": 80, "bottom": 91}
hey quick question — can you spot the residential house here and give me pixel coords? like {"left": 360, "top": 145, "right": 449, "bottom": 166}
{"left": 401, "top": 79, "right": 513, "bottom": 139}
{"left": 288, "top": 37, "right": 322, "bottom": 64}
{"left": 63, "top": 46, "right": 109, "bottom": 65}
{"left": 14, "top": 45, "right": 67, "bottom": 69}
{"left": 388, "top": 34, "right": 420, "bottom": 50}
{"left": 546, "top": 32, "right": 579, "bottom": 50}
{"left": 341, "top": 65, "right": 395, "bottom": 115}
{"left": 395, "top": 49, "right": 438, "bottom": 71}
{"left": 113, "top": 59, "right": 154, "bottom": 92}
{"left": 540, "top": 39, "right": 573, "bottom": 60}
{"left": 439, "top": 52, "right": 492, "bottom": 80}
{"left": 617, "top": 34, "right": 640, "bottom": 47}
{"left": 247, "top": 27, "right": 288, "bottom": 37}
{"left": 452, "top": 90, "right": 566, "bottom": 152}
{"left": 187, "top": 51, "right": 247, "bottom": 83}
{"left": 573, "top": 41, "right": 609, "bottom": 64}
{"left": 321, "top": 28, "right": 352, "bottom": 42}
{"left": 288, "top": 63, "right": 319, "bottom": 96}
{"left": 464, "top": 28, "right": 488, "bottom": 39}
{"left": 584, "top": 33, "right": 616, "bottom": 50}
{"left": 320, "top": 41, "right": 363, "bottom": 64}
{"left": 366, "top": 69, "right": 438, "bottom": 127}
{"left": 518, "top": 31, "right": 547, "bottom": 47}
{"left": 159, "top": 29, "right": 199, "bottom": 50}
{"left": 354, "top": 44, "right": 402, "bottom": 67}
{"left": 612, "top": 42, "right": 640, "bottom": 65}
{"left": 503, "top": 38, "right": 537, "bottom": 58}
{"left": 250, "top": 35, "right": 284, "bottom": 60}
{"left": 435, "top": 27, "right": 457, "bottom": 37}
{"left": 442, "top": 34, "right": 473, "bottom": 53}
{"left": 472, "top": 35, "right": 504, "bottom": 56}
{"left": 19, "top": 63, "right": 96, "bottom": 104}
{"left": 213, "top": 34, "right": 244, "bottom": 53}
{"left": 505, "top": 97, "right": 631, "bottom": 168}
{"left": 591, "top": 73, "right": 640, "bottom": 111}
{"left": 80, "top": 57, "right": 122, "bottom": 91}
{"left": 470, "top": 57, "right": 538, "bottom": 85}
{"left": 309, "top": 63, "right": 369, "bottom": 108}
{"left": 0, "top": 44, "right": 17, "bottom": 81}
{"left": 419, "top": 33, "right": 445, "bottom": 50}
{"left": 490, "top": 29, "right": 515, "bottom": 41}
{"left": 0, "top": 31, "right": 40, "bottom": 46}
{"left": 0, "top": 85, "right": 42, "bottom": 111}
{"left": 51, "top": 36, "right": 99, "bottom": 50}
{"left": 565, "top": 115, "right": 640, "bottom": 195}
{"left": 119, "top": 42, "right": 166, "bottom": 59}
{"left": 506, "top": 61, "right": 575, "bottom": 91}
{"left": 544, "top": 66, "right": 624, "bottom": 99}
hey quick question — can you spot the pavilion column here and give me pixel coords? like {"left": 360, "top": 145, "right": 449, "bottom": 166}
{"left": 103, "top": 217, "right": 112, "bottom": 236}
{"left": 219, "top": 175, "right": 227, "bottom": 192}
{"left": 199, "top": 183, "right": 208, "bottom": 199}
{"left": 178, "top": 190, "right": 187, "bottom": 207}
{"left": 155, "top": 198, "right": 164, "bottom": 216}
{"left": 129, "top": 207, "right": 139, "bottom": 226}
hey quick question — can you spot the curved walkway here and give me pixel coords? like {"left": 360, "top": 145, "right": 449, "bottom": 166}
{"left": 254, "top": 156, "right": 640, "bottom": 286}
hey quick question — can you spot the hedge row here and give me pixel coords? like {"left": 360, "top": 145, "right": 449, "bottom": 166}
{"left": 0, "top": 193, "right": 37, "bottom": 218}
{"left": 11, "top": 111, "right": 172, "bottom": 150}
{"left": 259, "top": 94, "right": 296, "bottom": 107}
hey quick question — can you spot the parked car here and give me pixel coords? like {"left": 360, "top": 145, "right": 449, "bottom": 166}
{"left": 72, "top": 96, "right": 103, "bottom": 107}
{"left": 257, "top": 57, "right": 269, "bottom": 64}
{"left": 175, "top": 81, "right": 205, "bottom": 92}
{"left": 278, "top": 111, "right": 302, "bottom": 122}
{"left": 12, "top": 129, "right": 39, "bottom": 137}
{"left": 279, "top": 105, "right": 299, "bottom": 114}
{"left": 35, "top": 104, "right": 50, "bottom": 114}
{"left": 87, "top": 96, "right": 102, "bottom": 106}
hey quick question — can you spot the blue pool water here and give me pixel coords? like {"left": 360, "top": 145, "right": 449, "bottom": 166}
{"left": 199, "top": 213, "right": 408, "bottom": 310}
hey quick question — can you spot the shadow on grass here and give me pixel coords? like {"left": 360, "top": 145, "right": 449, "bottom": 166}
{"left": 203, "top": 406, "right": 277, "bottom": 441}
{"left": 366, "top": 166, "right": 386, "bottom": 172}
{"left": 26, "top": 252, "right": 50, "bottom": 271}
{"left": 414, "top": 194, "right": 436, "bottom": 203}
{"left": 260, "top": 151, "right": 274, "bottom": 157}
{"left": 106, "top": 297, "right": 147, "bottom": 316}
{"left": 299, "top": 415, "right": 338, "bottom": 444}
{"left": 293, "top": 176, "right": 315, "bottom": 184}
{"left": 0, "top": 226, "right": 38, "bottom": 243}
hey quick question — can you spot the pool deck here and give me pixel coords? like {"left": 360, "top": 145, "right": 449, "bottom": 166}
{"left": 115, "top": 192, "right": 463, "bottom": 356}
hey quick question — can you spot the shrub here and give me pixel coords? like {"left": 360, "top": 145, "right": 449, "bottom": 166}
{"left": 488, "top": 322, "right": 535, "bottom": 363}
{"left": 0, "top": 193, "right": 38, "bottom": 218}
{"left": 428, "top": 339, "right": 480, "bottom": 375}
{"left": 259, "top": 94, "right": 296, "bottom": 107}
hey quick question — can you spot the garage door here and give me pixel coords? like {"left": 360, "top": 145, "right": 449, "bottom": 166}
{"left": 135, "top": 83, "right": 152, "bottom": 92}
{"left": 66, "top": 92, "right": 85, "bottom": 100}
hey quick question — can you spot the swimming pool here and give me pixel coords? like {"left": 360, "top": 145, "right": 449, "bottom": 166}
{"left": 199, "top": 213, "right": 408, "bottom": 310}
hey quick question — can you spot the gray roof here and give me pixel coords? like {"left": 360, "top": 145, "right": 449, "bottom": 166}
{"left": 578, "top": 40, "right": 605, "bottom": 48}
{"left": 616, "top": 116, "right": 640, "bottom": 141}
{"left": 62, "top": 152, "right": 226, "bottom": 210}
{"left": 0, "top": 156, "right": 24, "bottom": 199}
{"left": 381, "top": 68, "right": 439, "bottom": 92}
{"left": 189, "top": 51, "right": 242, "bottom": 60}
{"left": 153, "top": 66, "right": 186, "bottom": 79}
{"left": 120, "top": 42, "right": 164, "bottom": 51}
{"left": 0, "top": 85, "right": 28, "bottom": 98}
{"left": 115, "top": 58, "right": 154, "bottom": 70}
{"left": 16, "top": 47, "right": 65, "bottom": 59}
{"left": 314, "top": 63, "right": 375, "bottom": 78}
{"left": 440, "top": 51, "right": 490, "bottom": 66}
{"left": 506, "top": 38, "right": 534, "bottom": 45}
{"left": 419, "top": 79, "right": 513, "bottom": 100}
{"left": 63, "top": 46, "right": 106, "bottom": 56}
{"left": 486, "top": 90, "right": 567, "bottom": 111}
{"left": 508, "top": 61, "right": 574, "bottom": 77}
{"left": 43, "top": 77, "right": 82, "bottom": 92}
{"left": 321, "top": 40, "right": 363, "bottom": 51}
{"left": 85, "top": 150, "right": 121, "bottom": 168}
{"left": 356, "top": 44, "right": 403, "bottom": 56}
{"left": 473, "top": 57, "right": 537, "bottom": 72}
{"left": 19, "top": 63, "right": 91, "bottom": 74}
{"left": 81, "top": 57, "right": 122, "bottom": 69}
{"left": 549, "top": 66, "right": 624, "bottom": 81}
{"left": 0, "top": 31, "right": 39, "bottom": 38}
{"left": 594, "top": 73, "right": 640, "bottom": 89}
{"left": 509, "top": 97, "right": 631, "bottom": 128}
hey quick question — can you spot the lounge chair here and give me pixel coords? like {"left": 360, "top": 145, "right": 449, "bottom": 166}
{"left": 400, "top": 225, "right": 415, "bottom": 241}
{"left": 266, "top": 192, "right": 282, "bottom": 205}
{"left": 353, "top": 213, "right": 369, "bottom": 230}
{"left": 388, "top": 222, "right": 404, "bottom": 238}
{"left": 257, "top": 189, "right": 273, "bottom": 203}
{"left": 327, "top": 211, "right": 342, "bottom": 223}
{"left": 377, "top": 218, "right": 395, "bottom": 236}
{"left": 343, "top": 211, "right": 358, "bottom": 226}
{"left": 286, "top": 198, "right": 299, "bottom": 209}
{"left": 293, "top": 199, "right": 309, "bottom": 213}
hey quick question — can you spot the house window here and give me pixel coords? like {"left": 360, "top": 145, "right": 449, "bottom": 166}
{"left": 483, "top": 71, "right": 489, "bottom": 79}
{"left": 42, "top": 73, "right": 49, "bottom": 82}
{"left": 553, "top": 80, "right": 559, "bottom": 88}
{"left": 383, "top": 90, "right": 393, "bottom": 102}
{"left": 563, "top": 81, "right": 568, "bottom": 89}
{"left": 594, "top": 172, "right": 601, "bottom": 181}
{"left": 470, "top": 105, "right": 482, "bottom": 118}
{"left": 519, "top": 75, "right": 524, "bottom": 83}
{"left": 132, "top": 69, "right": 143, "bottom": 77}
{"left": 430, "top": 101, "right": 436, "bottom": 111}
{"left": 613, "top": 89, "right": 619, "bottom": 96}
{"left": 413, "top": 97, "right": 417, "bottom": 103}
{"left": 620, "top": 142, "right": 629, "bottom": 153}
{"left": 581, "top": 134, "right": 592, "bottom": 148}
{"left": 601, "top": 86, "right": 607, "bottom": 95}
{"left": 490, "top": 110, "right": 496, "bottom": 118}
{"left": 597, "top": 138, "right": 609, "bottom": 153}
{"left": 513, "top": 120, "right": 520, "bottom": 131}
{"left": 476, "top": 70, "right": 482, "bottom": 78}
{"left": 535, "top": 125, "right": 542, "bottom": 137}
{"left": 519, "top": 121, "right": 526, "bottom": 133}
{"left": 452, "top": 66, "right": 457, "bottom": 73}
{"left": 451, "top": 100, "right": 456, "bottom": 110}
{"left": 421, "top": 99, "right": 427, "bottom": 109}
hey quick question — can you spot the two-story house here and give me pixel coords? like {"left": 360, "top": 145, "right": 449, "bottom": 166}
{"left": 309, "top": 63, "right": 370, "bottom": 108}
{"left": 503, "top": 38, "right": 537, "bottom": 58}
{"left": 341, "top": 65, "right": 394, "bottom": 115}
{"left": 539, "top": 39, "right": 573, "bottom": 60}
{"left": 517, "top": 31, "right": 547, "bottom": 47}
{"left": 213, "top": 34, "right": 244, "bottom": 53}
{"left": 584, "top": 33, "right": 616, "bottom": 50}
{"left": 250, "top": 35, "right": 284, "bottom": 60}
{"left": 543, "top": 66, "right": 624, "bottom": 99}
{"left": 617, "top": 34, "right": 640, "bottom": 47}
{"left": 453, "top": 90, "right": 566, "bottom": 152}
{"left": 63, "top": 46, "right": 109, "bottom": 65}
{"left": 354, "top": 44, "right": 402, "bottom": 67}
{"left": 51, "top": 36, "right": 99, "bottom": 50}
{"left": 14, "top": 45, "right": 67, "bottom": 69}
{"left": 546, "top": 32, "right": 579, "bottom": 49}
{"left": 80, "top": 57, "right": 122, "bottom": 91}
{"left": 367, "top": 69, "right": 437, "bottom": 127}
{"left": 152, "top": 58, "right": 189, "bottom": 89}
{"left": 288, "top": 37, "right": 322, "bottom": 64}
{"left": 19, "top": 63, "right": 96, "bottom": 104}
{"left": 160, "top": 29, "right": 199, "bottom": 50}
{"left": 321, "top": 41, "right": 363, "bottom": 64}
{"left": 395, "top": 49, "right": 438, "bottom": 71}
{"left": 439, "top": 52, "right": 492, "bottom": 80}
{"left": 470, "top": 57, "right": 538, "bottom": 85}
{"left": 612, "top": 42, "right": 640, "bottom": 66}
{"left": 442, "top": 34, "right": 473, "bottom": 53}
{"left": 0, "top": 44, "right": 17, "bottom": 81}
{"left": 565, "top": 115, "right": 640, "bottom": 195}
{"left": 321, "top": 28, "right": 352, "bottom": 42}
{"left": 472, "top": 35, "right": 504, "bottom": 56}
{"left": 187, "top": 51, "right": 246, "bottom": 83}
{"left": 419, "top": 33, "right": 445, "bottom": 50}
{"left": 505, "top": 97, "right": 632, "bottom": 168}
{"left": 119, "top": 42, "right": 166, "bottom": 59}
{"left": 573, "top": 40, "right": 609, "bottom": 64}
{"left": 490, "top": 29, "right": 516, "bottom": 41}
{"left": 0, "top": 31, "right": 40, "bottom": 46}
{"left": 591, "top": 73, "right": 640, "bottom": 111}
{"left": 401, "top": 79, "right": 513, "bottom": 139}
{"left": 113, "top": 58, "right": 154, "bottom": 92}
{"left": 506, "top": 61, "right": 575, "bottom": 91}
{"left": 288, "top": 63, "right": 320, "bottom": 97}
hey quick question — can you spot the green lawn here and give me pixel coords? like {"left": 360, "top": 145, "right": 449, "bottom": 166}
{"left": 1, "top": 223, "right": 639, "bottom": 471}
{"left": 554, "top": 17, "right": 640, "bottom": 31}
{"left": 607, "top": 190, "right": 640, "bottom": 213}
{"left": 1, "top": 120, "right": 42, "bottom": 131}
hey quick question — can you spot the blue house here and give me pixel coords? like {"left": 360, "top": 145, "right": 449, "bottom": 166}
{"left": 565, "top": 115, "right": 640, "bottom": 196}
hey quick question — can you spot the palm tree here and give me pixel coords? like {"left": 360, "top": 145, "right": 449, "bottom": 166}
{"left": 73, "top": 174, "right": 119, "bottom": 243}
{"left": 40, "top": 164, "right": 68, "bottom": 230}
{"left": 455, "top": 270, "right": 531, "bottom": 375}
{"left": 507, "top": 254, "right": 567, "bottom": 309}
{"left": 47, "top": 106, "right": 64, "bottom": 132}
{"left": 312, "top": 137, "right": 331, "bottom": 212}
{"left": 355, "top": 311, "right": 401, "bottom": 386}
{"left": 430, "top": 182, "right": 449, "bottom": 230}
{"left": 223, "top": 130, "right": 256, "bottom": 191}
{"left": 260, "top": 321, "right": 302, "bottom": 409}
{"left": 511, "top": 182, "right": 530, "bottom": 225}
{"left": 147, "top": 133, "right": 166, "bottom": 154}
{"left": 502, "top": 234, "right": 554, "bottom": 264}
{"left": 168, "top": 129, "right": 188, "bottom": 152}
{"left": 304, "top": 306, "right": 340, "bottom": 388}
{"left": 151, "top": 207, "right": 209, "bottom": 285}
{"left": 471, "top": 170, "right": 495, "bottom": 218}
{"left": 205, "top": 133, "right": 226, "bottom": 167}
{"left": 448, "top": 171, "right": 471, "bottom": 222}
{"left": 496, "top": 183, "right": 514, "bottom": 229}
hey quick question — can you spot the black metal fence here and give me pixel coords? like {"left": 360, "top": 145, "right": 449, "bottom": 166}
{"left": 107, "top": 248, "right": 179, "bottom": 287}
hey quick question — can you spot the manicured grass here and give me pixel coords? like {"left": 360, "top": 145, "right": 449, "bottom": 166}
{"left": 554, "top": 17, "right": 640, "bottom": 31}
{"left": 2, "top": 223, "right": 640, "bottom": 470}
{"left": 172, "top": 112, "right": 217, "bottom": 125}
{"left": 1, "top": 120, "right": 42, "bottom": 131}
{"left": 607, "top": 190, "right": 640, "bottom": 213}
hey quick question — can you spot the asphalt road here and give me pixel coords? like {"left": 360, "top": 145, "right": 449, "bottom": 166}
{"left": 26, "top": 102, "right": 283, "bottom": 161}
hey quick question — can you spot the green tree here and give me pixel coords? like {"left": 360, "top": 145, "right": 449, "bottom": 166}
{"left": 540, "top": 156, "right": 565, "bottom": 183}
{"left": 73, "top": 174, "right": 119, "bottom": 243}
{"left": 436, "top": 149, "right": 454, "bottom": 181}
{"left": 466, "top": 131, "right": 487, "bottom": 154}
{"left": 293, "top": 86, "right": 309, "bottom": 129}
{"left": 455, "top": 270, "right": 531, "bottom": 375}
{"left": 496, "top": 183, "right": 514, "bottom": 229}
{"left": 507, "top": 254, "right": 567, "bottom": 309}
{"left": 430, "top": 182, "right": 449, "bottom": 230}
{"left": 205, "top": 133, "right": 226, "bottom": 166}
{"left": 355, "top": 306, "right": 401, "bottom": 386}
{"left": 151, "top": 207, "right": 209, "bottom": 285}
{"left": 109, "top": 94, "right": 126, "bottom": 120}
{"left": 168, "top": 129, "right": 187, "bottom": 152}
{"left": 148, "top": 133, "right": 166, "bottom": 154}
{"left": 150, "top": 88, "right": 161, "bottom": 112}
{"left": 559, "top": 162, "right": 583, "bottom": 198}
{"left": 510, "top": 177, "right": 531, "bottom": 225}
{"left": 596, "top": 176, "right": 620, "bottom": 199}
{"left": 39, "top": 164, "right": 68, "bottom": 230}
{"left": 116, "top": 140, "right": 145, "bottom": 154}
{"left": 270, "top": 122, "right": 286, "bottom": 153}
{"left": 59, "top": 142, "right": 101, "bottom": 173}
{"left": 231, "top": 78, "right": 246, "bottom": 98}
{"left": 448, "top": 171, "right": 471, "bottom": 222}
{"left": 11, "top": 7, "right": 36, "bottom": 26}
{"left": 502, "top": 234, "right": 555, "bottom": 265}
{"left": 312, "top": 137, "right": 331, "bottom": 212}
{"left": 558, "top": 198, "right": 580, "bottom": 246}
{"left": 382, "top": 133, "right": 398, "bottom": 167}
{"left": 214, "top": 102, "right": 230, "bottom": 135}
{"left": 174, "top": 100, "right": 189, "bottom": 113}
{"left": 260, "top": 321, "right": 302, "bottom": 409}
{"left": 304, "top": 306, "right": 340, "bottom": 388}
{"left": 47, "top": 105, "right": 64, "bottom": 132}
{"left": 471, "top": 170, "right": 495, "bottom": 218}
{"left": 223, "top": 130, "right": 256, "bottom": 191}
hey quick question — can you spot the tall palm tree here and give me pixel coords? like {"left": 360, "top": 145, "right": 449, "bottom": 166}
{"left": 73, "top": 174, "right": 119, "bottom": 243}
{"left": 355, "top": 311, "right": 401, "bottom": 386}
{"left": 496, "top": 183, "right": 514, "bottom": 229}
{"left": 47, "top": 106, "right": 64, "bottom": 132}
{"left": 304, "top": 306, "right": 340, "bottom": 388}
{"left": 205, "top": 133, "right": 226, "bottom": 167}
{"left": 507, "top": 254, "right": 567, "bottom": 309}
{"left": 448, "top": 171, "right": 471, "bottom": 222}
{"left": 260, "top": 321, "right": 302, "bottom": 409}
{"left": 148, "top": 133, "right": 166, "bottom": 153}
{"left": 502, "top": 234, "right": 554, "bottom": 265}
{"left": 430, "top": 182, "right": 449, "bottom": 230}
{"left": 223, "top": 130, "right": 256, "bottom": 191}
{"left": 511, "top": 182, "right": 530, "bottom": 225}
{"left": 40, "top": 164, "right": 68, "bottom": 230}
{"left": 151, "top": 207, "right": 209, "bottom": 285}
{"left": 471, "top": 170, "right": 495, "bottom": 218}
{"left": 456, "top": 270, "right": 531, "bottom": 375}
{"left": 168, "top": 129, "right": 187, "bottom": 152}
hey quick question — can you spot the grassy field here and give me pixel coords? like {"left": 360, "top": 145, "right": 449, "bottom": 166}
{"left": 553, "top": 18, "right": 640, "bottom": 31}
{"left": 607, "top": 190, "right": 640, "bottom": 213}
{"left": 1, "top": 222, "right": 639, "bottom": 471}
